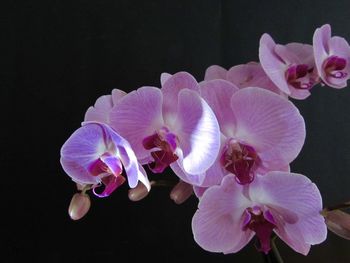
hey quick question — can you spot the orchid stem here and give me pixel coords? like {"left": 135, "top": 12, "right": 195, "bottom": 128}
{"left": 150, "top": 180, "right": 175, "bottom": 187}
{"left": 271, "top": 238, "right": 284, "bottom": 263}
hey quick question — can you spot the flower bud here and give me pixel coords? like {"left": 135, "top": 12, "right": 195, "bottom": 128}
{"left": 170, "top": 180, "right": 193, "bottom": 205}
{"left": 68, "top": 193, "right": 91, "bottom": 220}
{"left": 128, "top": 182, "right": 150, "bottom": 201}
{"left": 324, "top": 210, "right": 350, "bottom": 240}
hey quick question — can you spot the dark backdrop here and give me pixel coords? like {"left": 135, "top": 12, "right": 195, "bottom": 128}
{"left": 3, "top": 0, "right": 350, "bottom": 262}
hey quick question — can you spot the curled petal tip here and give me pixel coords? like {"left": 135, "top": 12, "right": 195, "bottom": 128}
{"left": 128, "top": 182, "right": 150, "bottom": 202}
{"left": 68, "top": 193, "right": 91, "bottom": 220}
{"left": 170, "top": 181, "right": 193, "bottom": 205}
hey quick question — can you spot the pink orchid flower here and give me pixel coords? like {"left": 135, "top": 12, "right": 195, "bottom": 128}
{"left": 173, "top": 82, "right": 305, "bottom": 188}
{"left": 259, "top": 34, "right": 318, "bottom": 99}
{"left": 313, "top": 24, "right": 350, "bottom": 88}
{"left": 60, "top": 122, "right": 150, "bottom": 197}
{"left": 84, "top": 89, "right": 126, "bottom": 124}
{"left": 192, "top": 172, "right": 327, "bottom": 255}
{"left": 205, "top": 64, "right": 285, "bottom": 97}
{"left": 109, "top": 72, "right": 221, "bottom": 185}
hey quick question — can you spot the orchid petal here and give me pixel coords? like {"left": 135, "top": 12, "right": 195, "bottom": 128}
{"left": 259, "top": 33, "right": 290, "bottom": 94}
{"left": 174, "top": 89, "right": 220, "bottom": 177}
{"left": 204, "top": 65, "right": 227, "bottom": 80}
{"left": 161, "top": 72, "right": 199, "bottom": 123}
{"left": 84, "top": 89, "right": 126, "bottom": 124}
{"left": 285, "top": 43, "right": 315, "bottom": 66}
{"left": 110, "top": 87, "right": 164, "bottom": 162}
{"left": 160, "top": 72, "right": 172, "bottom": 86}
{"left": 111, "top": 89, "right": 127, "bottom": 104}
{"left": 230, "top": 87, "right": 305, "bottom": 168}
{"left": 192, "top": 175, "right": 253, "bottom": 254}
{"left": 84, "top": 95, "right": 113, "bottom": 123}
{"left": 200, "top": 80, "right": 238, "bottom": 135}
{"left": 60, "top": 124, "right": 107, "bottom": 184}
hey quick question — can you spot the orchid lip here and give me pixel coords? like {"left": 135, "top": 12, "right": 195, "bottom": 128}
{"left": 285, "top": 64, "right": 314, "bottom": 90}
{"left": 143, "top": 127, "right": 179, "bottom": 173}
{"left": 323, "top": 55, "right": 348, "bottom": 79}
{"left": 243, "top": 207, "right": 276, "bottom": 254}
{"left": 220, "top": 139, "right": 260, "bottom": 185}
{"left": 93, "top": 174, "right": 126, "bottom": 198}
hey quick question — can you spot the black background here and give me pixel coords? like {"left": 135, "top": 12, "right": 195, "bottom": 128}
{"left": 3, "top": 0, "right": 350, "bottom": 262}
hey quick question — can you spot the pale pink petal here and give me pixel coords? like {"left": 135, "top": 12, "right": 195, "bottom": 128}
{"left": 259, "top": 34, "right": 290, "bottom": 94}
{"left": 111, "top": 89, "right": 127, "bottom": 104}
{"left": 160, "top": 72, "right": 172, "bottom": 86}
{"left": 110, "top": 87, "right": 164, "bottom": 162}
{"left": 173, "top": 89, "right": 220, "bottom": 178}
{"left": 192, "top": 175, "right": 253, "bottom": 254}
{"left": 230, "top": 87, "right": 305, "bottom": 168}
{"left": 161, "top": 72, "right": 199, "bottom": 123}
{"left": 104, "top": 124, "right": 150, "bottom": 190}
{"left": 227, "top": 63, "right": 265, "bottom": 88}
{"left": 289, "top": 88, "right": 311, "bottom": 100}
{"left": 285, "top": 43, "right": 315, "bottom": 66}
{"left": 274, "top": 44, "right": 302, "bottom": 64}
{"left": 199, "top": 79, "right": 238, "bottom": 135}
{"left": 84, "top": 89, "right": 126, "bottom": 124}
{"left": 249, "top": 172, "right": 327, "bottom": 255}
{"left": 84, "top": 95, "right": 113, "bottom": 123}
{"left": 193, "top": 186, "right": 207, "bottom": 198}
{"left": 329, "top": 36, "right": 350, "bottom": 58}
{"left": 60, "top": 124, "right": 107, "bottom": 184}
{"left": 204, "top": 65, "right": 227, "bottom": 80}
{"left": 227, "top": 63, "right": 286, "bottom": 96}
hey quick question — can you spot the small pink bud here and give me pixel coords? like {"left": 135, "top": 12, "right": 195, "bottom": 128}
{"left": 68, "top": 193, "right": 91, "bottom": 220}
{"left": 170, "top": 180, "right": 193, "bottom": 205}
{"left": 324, "top": 210, "right": 350, "bottom": 240}
{"left": 128, "top": 182, "right": 150, "bottom": 201}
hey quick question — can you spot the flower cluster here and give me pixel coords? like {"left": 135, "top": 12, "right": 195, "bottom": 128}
{"left": 60, "top": 24, "right": 350, "bottom": 256}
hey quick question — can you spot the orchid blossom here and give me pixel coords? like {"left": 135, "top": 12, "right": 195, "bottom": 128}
{"left": 173, "top": 82, "right": 305, "bottom": 189}
{"left": 259, "top": 34, "right": 318, "bottom": 99}
{"left": 192, "top": 173, "right": 327, "bottom": 255}
{"left": 109, "top": 72, "right": 221, "bottom": 185}
{"left": 313, "top": 24, "right": 350, "bottom": 89}
{"left": 60, "top": 122, "right": 150, "bottom": 197}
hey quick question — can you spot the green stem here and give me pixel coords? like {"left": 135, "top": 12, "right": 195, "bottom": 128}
{"left": 271, "top": 239, "right": 284, "bottom": 263}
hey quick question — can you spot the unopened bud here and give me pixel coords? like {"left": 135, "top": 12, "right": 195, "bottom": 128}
{"left": 324, "top": 210, "right": 350, "bottom": 240}
{"left": 170, "top": 180, "right": 193, "bottom": 205}
{"left": 68, "top": 193, "right": 91, "bottom": 220}
{"left": 128, "top": 182, "right": 150, "bottom": 201}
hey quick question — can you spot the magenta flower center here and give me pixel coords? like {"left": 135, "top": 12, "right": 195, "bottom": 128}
{"left": 143, "top": 127, "right": 179, "bottom": 173}
{"left": 285, "top": 64, "right": 314, "bottom": 90}
{"left": 323, "top": 55, "right": 347, "bottom": 79}
{"left": 88, "top": 153, "right": 126, "bottom": 198}
{"left": 243, "top": 207, "right": 276, "bottom": 254}
{"left": 220, "top": 139, "right": 260, "bottom": 184}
